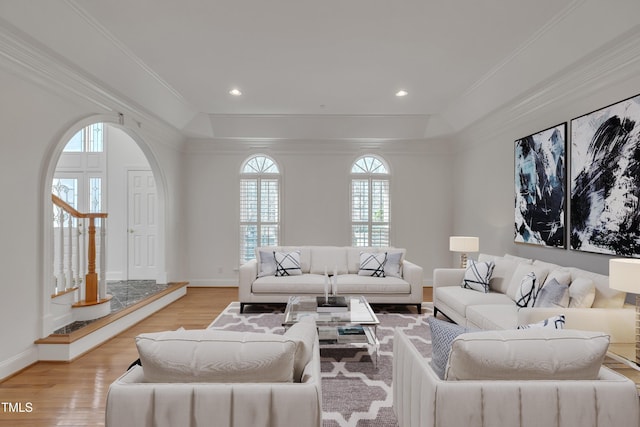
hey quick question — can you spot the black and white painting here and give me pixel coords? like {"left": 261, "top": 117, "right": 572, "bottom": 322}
{"left": 515, "top": 123, "right": 566, "bottom": 247}
{"left": 570, "top": 94, "right": 640, "bottom": 256}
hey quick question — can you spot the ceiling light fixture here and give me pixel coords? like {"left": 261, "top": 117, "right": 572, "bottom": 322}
{"left": 395, "top": 90, "right": 408, "bottom": 97}
{"left": 229, "top": 88, "right": 242, "bottom": 96}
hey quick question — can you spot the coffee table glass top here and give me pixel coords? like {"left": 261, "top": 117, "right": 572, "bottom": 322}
{"left": 283, "top": 295, "right": 379, "bottom": 326}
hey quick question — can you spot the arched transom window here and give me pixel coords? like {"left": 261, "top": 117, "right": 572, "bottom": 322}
{"left": 240, "top": 155, "right": 280, "bottom": 263}
{"left": 350, "top": 155, "right": 390, "bottom": 247}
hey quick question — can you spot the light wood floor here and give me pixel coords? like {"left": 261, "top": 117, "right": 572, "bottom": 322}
{"left": 0, "top": 287, "right": 433, "bottom": 426}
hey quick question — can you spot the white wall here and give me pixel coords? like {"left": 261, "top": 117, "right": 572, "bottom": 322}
{"left": 106, "top": 125, "right": 151, "bottom": 281}
{"left": 183, "top": 140, "right": 453, "bottom": 287}
{"left": 452, "top": 65, "right": 640, "bottom": 276}
{"left": 0, "top": 65, "right": 186, "bottom": 379}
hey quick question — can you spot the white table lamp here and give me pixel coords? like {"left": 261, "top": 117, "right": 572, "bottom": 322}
{"left": 609, "top": 258, "right": 640, "bottom": 365}
{"left": 449, "top": 236, "right": 479, "bottom": 268}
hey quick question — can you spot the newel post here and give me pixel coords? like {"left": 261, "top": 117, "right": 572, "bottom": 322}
{"left": 85, "top": 217, "right": 98, "bottom": 303}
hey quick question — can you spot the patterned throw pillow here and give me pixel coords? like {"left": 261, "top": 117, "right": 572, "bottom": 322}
{"left": 384, "top": 251, "right": 404, "bottom": 278}
{"left": 429, "top": 317, "right": 474, "bottom": 380}
{"left": 258, "top": 250, "right": 277, "bottom": 277}
{"left": 358, "top": 252, "right": 387, "bottom": 277}
{"left": 274, "top": 251, "right": 302, "bottom": 276}
{"left": 515, "top": 272, "right": 539, "bottom": 307}
{"left": 517, "top": 314, "right": 565, "bottom": 329}
{"left": 461, "top": 260, "right": 495, "bottom": 293}
{"left": 534, "top": 278, "right": 569, "bottom": 308}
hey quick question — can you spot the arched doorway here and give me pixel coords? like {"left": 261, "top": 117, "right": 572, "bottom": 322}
{"left": 40, "top": 115, "right": 167, "bottom": 337}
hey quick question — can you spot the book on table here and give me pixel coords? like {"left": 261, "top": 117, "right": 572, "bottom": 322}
{"left": 316, "top": 295, "right": 349, "bottom": 312}
{"left": 337, "top": 325, "right": 367, "bottom": 343}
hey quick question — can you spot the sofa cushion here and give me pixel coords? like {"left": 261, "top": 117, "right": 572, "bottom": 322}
{"left": 445, "top": 329, "right": 609, "bottom": 381}
{"left": 136, "top": 329, "right": 298, "bottom": 383}
{"left": 461, "top": 259, "right": 495, "bottom": 293}
{"left": 506, "top": 263, "right": 549, "bottom": 301}
{"left": 567, "top": 268, "right": 625, "bottom": 309}
{"left": 465, "top": 304, "right": 518, "bottom": 330}
{"left": 252, "top": 274, "right": 326, "bottom": 294}
{"left": 275, "top": 250, "right": 302, "bottom": 276}
{"left": 568, "top": 276, "right": 596, "bottom": 308}
{"left": 429, "top": 317, "right": 475, "bottom": 380}
{"left": 310, "top": 246, "right": 348, "bottom": 275}
{"left": 488, "top": 257, "right": 519, "bottom": 294}
{"left": 534, "top": 278, "right": 569, "bottom": 308}
{"left": 358, "top": 252, "right": 387, "bottom": 277}
{"left": 436, "top": 287, "right": 514, "bottom": 320}
{"left": 283, "top": 317, "right": 317, "bottom": 382}
{"left": 336, "top": 274, "right": 410, "bottom": 294}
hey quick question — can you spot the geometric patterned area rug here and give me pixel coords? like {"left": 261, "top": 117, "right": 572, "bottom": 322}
{"left": 208, "top": 302, "right": 434, "bottom": 427}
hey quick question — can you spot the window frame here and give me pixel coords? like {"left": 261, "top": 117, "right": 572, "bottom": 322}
{"left": 239, "top": 154, "right": 281, "bottom": 264}
{"left": 350, "top": 155, "right": 391, "bottom": 247}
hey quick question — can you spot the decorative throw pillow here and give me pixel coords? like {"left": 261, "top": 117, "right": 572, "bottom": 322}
{"left": 514, "top": 272, "right": 539, "bottom": 307}
{"left": 274, "top": 251, "right": 302, "bottom": 276}
{"left": 384, "top": 251, "right": 404, "bottom": 278}
{"left": 428, "top": 317, "right": 475, "bottom": 380}
{"left": 517, "top": 314, "right": 565, "bottom": 329}
{"left": 358, "top": 252, "right": 387, "bottom": 277}
{"left": 534, "top": 278, "right": 569, "bottom": 308}
{"left": 258, "top": 250, "right": 277, "bottom": 277}
{"left": 568, "top": 277, "right": 596, "bottom": 308}
{"left": 461, "top": 259, "right": 495, "bottom": 293}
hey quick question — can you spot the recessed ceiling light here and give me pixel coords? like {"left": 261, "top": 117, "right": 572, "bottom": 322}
{"left": 229, "top": 88, "right": 242, "bottom": 96}
{"left": 395, "top": 90, "right": 408, "bottom": 97}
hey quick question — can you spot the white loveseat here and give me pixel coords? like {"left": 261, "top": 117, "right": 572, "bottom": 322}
{"left": 433, "top": 253, "right": 635, "bottom": 343}
{"left": 393, "top": 328, "right": 639, "bottom": 427}
{"left": 239, "top": 246, "right": 423, "bottom": 312}
{"left": 105, "top": 319, "right": 322, "bottom": 427}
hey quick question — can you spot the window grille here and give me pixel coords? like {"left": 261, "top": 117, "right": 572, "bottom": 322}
{"left": 350, "top": 155, "right": 390, "bottom": 247}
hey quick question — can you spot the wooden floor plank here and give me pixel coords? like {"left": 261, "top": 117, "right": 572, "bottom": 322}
{"left": 0, "top": 287, "right": 433, "bottom": 426}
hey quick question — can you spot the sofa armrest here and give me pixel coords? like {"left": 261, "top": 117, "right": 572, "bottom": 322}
{"left": 433, "top": 268, "right": 465, "bottom": 289}
{"left": 402, "top": 260, "right": 424, "bottom": 292}
{"left": 393, "top": 331, "right": 639, "bottom": 427}
{"left": 238, "top": 259, "right": 258, "bottom": 301}
{"left": 517, "top": 306, "right": 635, "bottom": 344}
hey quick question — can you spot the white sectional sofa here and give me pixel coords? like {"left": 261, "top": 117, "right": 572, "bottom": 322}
{"left": 393, "top": 328, "right": 639, "bottom": 427}
{"left": 239, "top": 246, "right": 423, "bottom": 312}
{"left": 433, "top": 253, "right": 635, "bottom": 343}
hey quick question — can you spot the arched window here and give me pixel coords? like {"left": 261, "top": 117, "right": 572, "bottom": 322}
{"left": 240, "top": 155, "right": 280, "bottom": 263}
{"left": 350, "top": 155, "right": 390, "bottom": 247}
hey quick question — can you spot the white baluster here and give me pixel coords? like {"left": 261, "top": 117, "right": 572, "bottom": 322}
{"left": 67, "top": 214, "right": 73, "bottom": 289}
{"left": 99, "top": 220, "right": 107, "bottom": 300}
{"left": 58, "top": 208, "right": 66, "bottom": 291}
{"left": 75, "top": 219, "right": 81, "bottom": 287}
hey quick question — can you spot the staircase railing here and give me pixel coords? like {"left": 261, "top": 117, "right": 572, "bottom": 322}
{"left": 52, "top": 194, "right": 108, "bottom": 304}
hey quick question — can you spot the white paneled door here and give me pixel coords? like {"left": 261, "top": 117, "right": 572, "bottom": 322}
{"left": 127, "top": 170, "right": 157, "bottom": 280}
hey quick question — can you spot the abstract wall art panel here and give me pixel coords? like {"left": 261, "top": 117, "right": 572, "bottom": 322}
{"left": 515, "top": 123, "right": 566, "bottom": 248}
{"left": 570, "top": 93, "right": 640, "bottom": 257}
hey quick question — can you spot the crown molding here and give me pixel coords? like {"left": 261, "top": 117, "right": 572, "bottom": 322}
{"left": 453, "top": 24, "right": 640, "bottom": 150}
{"left": 62, "top": 0, "right": 188, "bottom": 106}
{"left": 0, "top": 17, "right": 185, "bottom": 150}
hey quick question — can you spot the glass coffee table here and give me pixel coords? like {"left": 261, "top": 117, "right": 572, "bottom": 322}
{"left": 283, "top": 295, "right": 380, "bottom": 366}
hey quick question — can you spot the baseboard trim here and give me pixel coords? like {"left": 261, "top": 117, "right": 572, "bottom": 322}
{"left": 37, "top": 285, "right": 187, "bottom": 361}
{"left": 0, "top": 347, "right": 39, "bottom": 382}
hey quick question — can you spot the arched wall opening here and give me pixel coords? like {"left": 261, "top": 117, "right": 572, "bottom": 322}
{"left": 38, "top": 114, "right": 168, "bottom": 337}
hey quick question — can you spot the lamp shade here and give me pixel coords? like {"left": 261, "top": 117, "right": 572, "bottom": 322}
{"left": 449, "top": 236, "right": 479, "bottom": 252}
{"left": 609, "top": 259, "right": 640, "bottom": 293}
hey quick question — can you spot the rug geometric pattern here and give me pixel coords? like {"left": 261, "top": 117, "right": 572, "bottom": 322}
{"left": 208, "top": 302, "right": 434, "bottom": 427}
